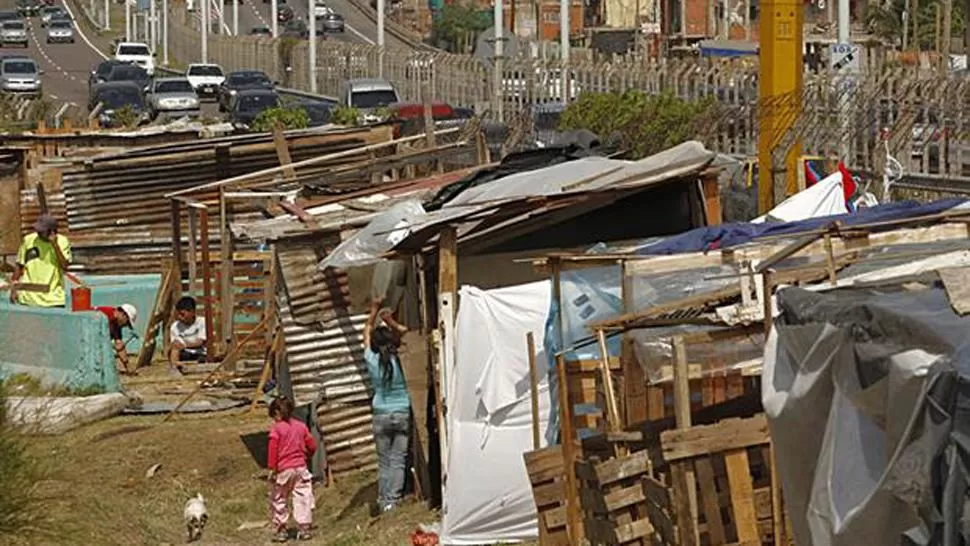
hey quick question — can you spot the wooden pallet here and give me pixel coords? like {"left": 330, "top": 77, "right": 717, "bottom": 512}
{"left": 576, "top": 449, "right": 678, "bottom": 545}
{"left": 659, "top": 414, "right": 788, "bottom": 546}
{"left": 523, "top": 445, "right": 571, "bottom": 546}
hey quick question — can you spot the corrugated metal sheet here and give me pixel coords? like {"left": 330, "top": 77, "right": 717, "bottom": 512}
{"left": 49, "top": 126, "right": 391, "bottom": 274}
{"left": 278, "top": 300, "right": 378, "bottom": 476}
{"left": 278, "top": 243, "right": 352, "bottom": 326}
{"left": 276, "top": 242, "right": 377, "bottom": 477}
{"left": 19, "top": 189, "right": 68, "bottom": 237}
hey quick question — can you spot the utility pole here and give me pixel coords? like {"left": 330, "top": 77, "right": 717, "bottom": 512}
{"left": 217, "top": 0, "right": 224, "bottom": 34}
{"left": 201, "top": 0, "right": 209, "bottom": 62}
{"left": 149, "top": 0, "right": 156, "bottom": 50}
{"left": 377, "top": 0, "right": 384, "bottom": 76}
{"left": 162, "top": 0, "right": 169, "bottom": 65}
{"left": 125, "top": 0, "right": 131, "bottom": 41}
{"left": 942, "top": 0, "right": 952, "bottom": 70}
{"left": 559, "top": 0, "right": 569, "bottom": 60}
{"left": 271, "top": 0, "right": 278, "bottom": 37}
{"left": 104, "top": 0, "right": 110, "bottom": 30}
{"left": 723, "top": 0, "right": 730, "bottom": 38}
{"left": 965, "top": 0, "right": 970, "bottom": 55}
{"left": 233, "top": 0, "right": 238, "bottom": 35}
{"left": 902, "top": 8, "right": 909, "bottom": 50}
{"left": 837, "top": 0, "right": 850, "bottom": 161}
{"left": 309, "top": 0, "right": 317, "bottom": 92}
{"left": 494, "top": 0, "right": 504, "bottom": 120}
{"left": 757, "top": 0, "right": 803, "bottom": 213}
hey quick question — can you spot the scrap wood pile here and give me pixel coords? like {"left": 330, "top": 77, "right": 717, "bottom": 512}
{"left": 523, "top": 202, "right": 970, "bottom": 546}
{"left": 524, "top": 356, "right": 785, "bottom": 546}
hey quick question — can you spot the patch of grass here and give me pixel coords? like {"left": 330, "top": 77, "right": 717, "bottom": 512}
{"left": 29, "top": 412, "right": 441, "bottom": 544}
{"left": 2, "top": 374, "right": 104, "bottom": 397}
{"left": 0, "top": 383, "right": 52, "bottom": 544}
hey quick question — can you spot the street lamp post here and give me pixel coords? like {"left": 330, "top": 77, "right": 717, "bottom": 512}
{"left": 308, "top": 0, "right": 317, "bottom": 92}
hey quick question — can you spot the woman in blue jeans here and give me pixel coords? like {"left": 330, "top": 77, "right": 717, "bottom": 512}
{"left": 364, "top": 299, "right": 412, "bottom": 513}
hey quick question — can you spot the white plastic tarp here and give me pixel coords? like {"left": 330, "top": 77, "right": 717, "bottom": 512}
{"left": 318, "top": 200, "right": 426, "bottom": 270}
{"left": 752, "top": 172, "right": 847, "bottom": 223}
{"left": 441, "top": 281, "right": 552, "bottom": 545}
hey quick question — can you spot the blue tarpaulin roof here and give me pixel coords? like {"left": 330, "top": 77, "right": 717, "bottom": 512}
{"left": 638, "top": 198, "right": 968, "bottom": 255}
{"left": 699, "top": 39, "right": 759, "bottom": 57}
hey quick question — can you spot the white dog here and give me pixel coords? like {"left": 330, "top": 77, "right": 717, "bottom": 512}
{"left": 183, "top": 493, "right": 208, "bottom": 542}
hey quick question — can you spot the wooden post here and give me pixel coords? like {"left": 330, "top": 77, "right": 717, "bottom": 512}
{"left": 187, "top": 207, "right": 199, "bottom": 294}
{"left": 620, "top": 260, "right": 646, "bottom": 426}
{"left": 437, "top": 227, "right": 458, "bottom": 319}
{"left": 823, "top": 233, "right": 837, "bottom": 286}
{"left": 556, "top": 353, "right": 582, "bottom": 543}
{"left": 423, "top": 84, "right": 442, "bottom": 174}
{"left": 435, "top": 227, "right": 458, "bottom": 491}
{"left": 762, "top": 270, "right": 774, "bottom": 335}
{"left": 527, "top": 331, "right": 540, "bottom": 450}
{"left": 701, "top": 173, "right": 722, "bottom": 225}
{"left": 596, "top": 329, "right": 621, "bottom": 432}
{"left": 273, "top": 122, "right": 297, "bottom": 181}
{"left": 219, "top": 188, "right": 234, "bottom": 355}
{"left": 263, "top": 248, "right": 278, "bottom": 351}
{"left": 170, "top": 200, "right": 183, "bottom": 299}
{"left": 198, "top": 206, "right": 215, "bottom": 359}
{"left": 671, "top": 334, "right": 699, "bottom": 546}
{"left": 672, "top": 336, "right": 691, "bottom": 429}
{"left": 770, "top": 444, "right": 786, "bottom": 545}
{"left": 35, "top": 183, "right": 48, "bottom": 215}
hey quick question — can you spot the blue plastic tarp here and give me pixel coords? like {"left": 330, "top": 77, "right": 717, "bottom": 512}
{"left": 638, "top": 198, "right": 967, "bottom": 255}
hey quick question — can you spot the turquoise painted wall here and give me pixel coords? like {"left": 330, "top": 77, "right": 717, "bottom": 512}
{"left": 0, "top": 304, "right": 121, "bottom": 393}
{"left": 67, "top": 274, "right": 162, "bottom": 354}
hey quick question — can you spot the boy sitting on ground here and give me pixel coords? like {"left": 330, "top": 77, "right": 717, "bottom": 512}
{"left": 169, "top": 296, "right": 207, "bottom": 374}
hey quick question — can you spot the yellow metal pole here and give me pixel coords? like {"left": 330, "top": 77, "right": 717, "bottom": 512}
{"left": 757, "top": 0, "right": 804, "bottom": 214}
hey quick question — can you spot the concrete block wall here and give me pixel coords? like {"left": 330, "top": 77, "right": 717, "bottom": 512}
{"left": 0, "top": 305, "right": 121, "bottom": 393}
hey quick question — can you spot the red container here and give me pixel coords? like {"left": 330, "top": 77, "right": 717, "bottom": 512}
{"left": 71, "top": 286, "right": 92, "bottom": 312}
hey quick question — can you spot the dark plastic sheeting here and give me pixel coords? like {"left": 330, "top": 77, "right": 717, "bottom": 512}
{"left": 766, "top": 282, "right": 970, "bottom": 546}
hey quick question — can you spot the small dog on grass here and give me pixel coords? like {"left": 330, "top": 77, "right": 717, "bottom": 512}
{"left": 184, "top": 493, "right": 208, "bottom": 542}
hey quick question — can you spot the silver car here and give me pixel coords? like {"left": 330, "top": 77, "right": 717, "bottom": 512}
{"left": 45, "top": 19, "right": 73, "bottom": 43}
{"left": 0, "top": 57, "right": 42, "bottom": 95}
{"left": 145, "top": 77, "right": 201, "bottom": 121}
{"left": 319, "top": 12, "right": 344, "bottom": 32}
{"left": 0, "top": 20, "right": 28, "bottom": 48}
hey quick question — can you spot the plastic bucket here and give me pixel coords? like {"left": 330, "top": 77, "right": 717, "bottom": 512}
{"left": 71, "top": 286, "right": 92, "bottom": 312}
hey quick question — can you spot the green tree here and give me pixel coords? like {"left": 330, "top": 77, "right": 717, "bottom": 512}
{"left": 558, "top": 90, "right": 721, "bottom": 159}
{"left": 250, "top": 106, "right": 310, "bottom": 132}
{"left": 432, "top": 2, "right": 491, "bottom": 54}
{"left": 865, "top": 0, "right": 966, "bottom": 50}
{"left": 331, "top": 105, "right": 361, "bottom": 126}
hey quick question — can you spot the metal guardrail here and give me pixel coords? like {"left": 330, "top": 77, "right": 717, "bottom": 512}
{"left": 155, "top": 67, "right": 339, "bottom": 104}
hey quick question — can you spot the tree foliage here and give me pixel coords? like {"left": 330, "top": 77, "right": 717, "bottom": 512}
{"left": 432, "top": 2, "right": 491, "bottom": 53}
{"left": 331, "top": 105, "right": 361, "bottom": 126}
{"left": 112, "top": 104, "right": 141, "bottom": 129}
{"left": 864, "top": 0, "right": 965, "bottom": 50}
{"left": 251, "top": 106, "right": 310, "bottom": 132}
{"left": 558, "top": 90, "right": 721, "bottom": 159}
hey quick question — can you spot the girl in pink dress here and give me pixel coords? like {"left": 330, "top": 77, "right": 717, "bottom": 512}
{"left": 267, "top": 396, "right": 317, "bottom": 542}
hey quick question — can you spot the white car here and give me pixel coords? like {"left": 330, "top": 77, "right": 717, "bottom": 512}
{"left": 313, "top": 0, "right": 332, "bottom": 18}
{"left": 114, "top": 41, "right": 155, "bottom": 76}
{"left": 185, "top": 63, "right": 225, "bottom": 101}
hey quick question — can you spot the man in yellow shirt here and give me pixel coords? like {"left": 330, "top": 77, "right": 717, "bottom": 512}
{"left": 9, "top": 214, "right": 72, "bottom": 307}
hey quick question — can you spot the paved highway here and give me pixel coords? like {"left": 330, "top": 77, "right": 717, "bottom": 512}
{"left": 0, "top": 0, "right": 415, "bottom": 119}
